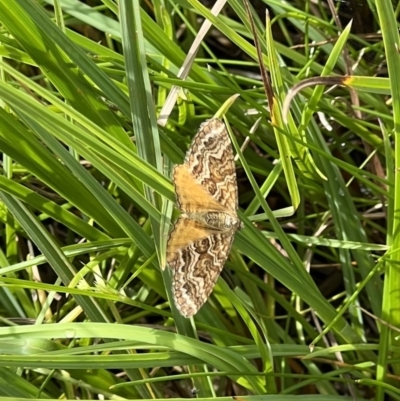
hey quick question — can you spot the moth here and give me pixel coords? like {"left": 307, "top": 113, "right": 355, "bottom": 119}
{"left": 166, "top": 119, "right": 242, "bottom": 317}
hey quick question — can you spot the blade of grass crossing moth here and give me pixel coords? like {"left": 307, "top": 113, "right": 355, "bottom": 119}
{"left": 265, "top": 11, "right": 300, "bottom": 209}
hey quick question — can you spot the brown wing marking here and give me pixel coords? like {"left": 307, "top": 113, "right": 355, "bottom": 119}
{"left": 173, "top": 164, "right": 226, "bottom": 214}
{"left": 166, "top": 217, "right": 215, "bottom": 263}
{"left": 184, "top": 119, "right": 239, "bottom": 212}
{"left": 167, "top": 216, "right": 235, "bottom": 317}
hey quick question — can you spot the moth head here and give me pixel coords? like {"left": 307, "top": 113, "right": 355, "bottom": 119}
{"left": 224, "top": 214, "right": 242, "bottom": 230}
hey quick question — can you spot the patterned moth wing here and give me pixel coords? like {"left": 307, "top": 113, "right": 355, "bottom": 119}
{"left": 172, "top": 163, "right": 226, "bottom": 214}
{"left": 183, "top": 118, "right": 239, "bottom": 213}
{"left": 166, "top": 217, "right": 234, "bottom": 318}
{"left": 166, "top": 118, "right": 241, "bottom": 317}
